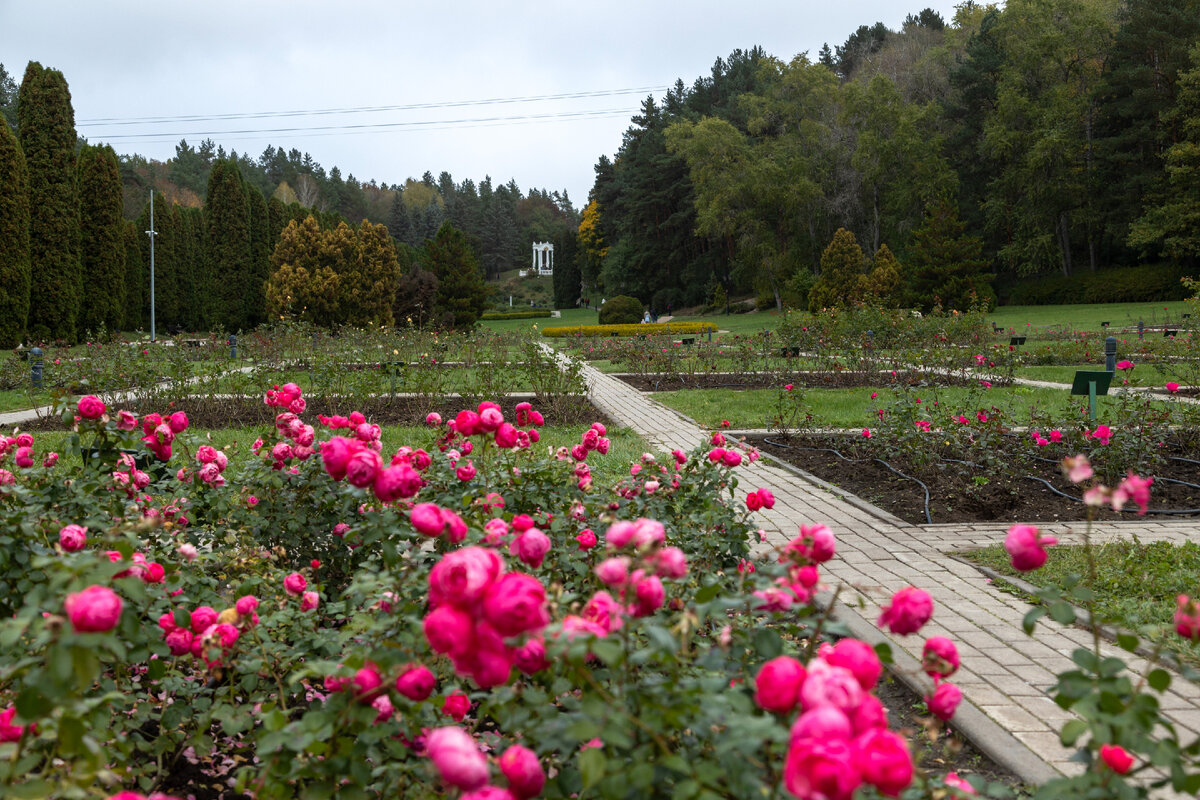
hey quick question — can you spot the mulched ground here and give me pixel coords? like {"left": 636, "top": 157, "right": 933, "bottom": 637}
{"left": 749, "top": 434, "right": 1200, "bottom": 525}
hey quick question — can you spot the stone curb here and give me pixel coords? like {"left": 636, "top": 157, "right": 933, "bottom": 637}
{"left": 827, "top": 596, "right": 1063, "bottom": 787}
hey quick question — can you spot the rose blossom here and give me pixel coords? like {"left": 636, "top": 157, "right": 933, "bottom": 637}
{"left": 754, "top": 656, "right": 807, "bottom": 713}
{"left": 877, "top": 587, "right": 933, "bottom": 636}
{"left": 301, "top": 591, "right": 320, "bottom": 611}
{"left": 64, "top": 585, "right": 123, "bottom": 633}
{"left": 1099, "top": 743, "right": 1135, "bottom": 774}
{"left": 922, "top": 636, "right": 960, "bottom": 679}
{"left": 1004, "top": 524, "right": 1057, "bottom": 571}
{"left": 442, "top": 692, "right": 471, "bottom": 720}
{"left": 59, "top": 524, "right": 87, "bottom": 552}
{"left": 395, "top": 664, "right": 436, "bottom": 701}
{"left": 784, "top": 738, "right": 861, "bottom": 800}
{"left": 926, "top": 681, "right": 962, "bottom": 721}
{"left": 483, "top": 573, "right": 549, "bottom": 637}
{"left": 855, "top": 728, "right": 914, "bottom": 797}
{"left": 822, "top": 638, "right": 881, "bottom": 691}
{"left": 499, "top": 744, "right": 545, "bottom": 799}
{"left": 1175, "top": 595, "right": 1200, "bottom": 639}
{"left": 509, "top": 529, "right": 551, "bottom": 569}
{"left": 283, "top": 572, "right": 307, "bottom": 596}
{"left": 429, "top": 547, "right": 503, "bottom": 607}
{"left": 790, "top": 706, "right": 852, "bottom": 744}
{"left": 77, "top": 395, "right": 106, "bottom": 420}
{"left": 425, "top": 726, "right": 489, "bottom": 791}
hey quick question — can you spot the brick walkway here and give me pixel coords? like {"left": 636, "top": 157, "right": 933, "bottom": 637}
{"left": 578, "top": 353, "right": 1200, "bottom": 787}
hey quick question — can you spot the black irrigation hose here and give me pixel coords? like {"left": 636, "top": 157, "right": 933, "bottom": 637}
{"left": 1022, "top": 476, "right": 1200, "bottom": 516}
{"left": 763, "top": 439, "right": 933, "bottom": 524}
{"left": 1171, "top": 456, "right": 1200, "bottom": 467}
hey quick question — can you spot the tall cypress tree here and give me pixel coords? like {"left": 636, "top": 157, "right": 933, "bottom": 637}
{"left": 267, "top": 196, "right": 287, "bottom": 254}
{"left": 77, "top": 144, "right": 126, "bottom": 337}
{"left": 246, "top": 183, "right": 270, "bottom": 326}
{"left": 0, "top": 114, "right": 30, "bottom": 347}
{"left": 206, "top": 159, "right": 253, "bottom": 331}
{"left": 18, "top": 62, "right": 81, "bottom": 343}
{"left": 122, "top": 220, "right": 145, "bottom": 330}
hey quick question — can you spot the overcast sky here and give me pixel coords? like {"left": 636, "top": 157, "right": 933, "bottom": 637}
{"left": 2, "top": 1, "right": 967, "bottom": 206}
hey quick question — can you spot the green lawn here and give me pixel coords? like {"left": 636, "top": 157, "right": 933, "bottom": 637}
{"left": 988, "top": 301, "right": 1194, "bottom": 337}
{"left": 650, "top": 383, "right": 1155, "bottom": 430}
{"left": 0, "top": 388, "right": 57, "bottom": 413}
{"left": 960, "top": 540, "right": 1200, "bottom": 668}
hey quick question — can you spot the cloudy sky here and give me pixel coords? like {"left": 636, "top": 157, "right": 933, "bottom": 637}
{"left": 2, "top": 1, "right": 967, "bottom": 205}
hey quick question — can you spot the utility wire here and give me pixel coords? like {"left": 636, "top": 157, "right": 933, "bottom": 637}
{"left": 78, "top": 85, "right": 668, "bottom": 126}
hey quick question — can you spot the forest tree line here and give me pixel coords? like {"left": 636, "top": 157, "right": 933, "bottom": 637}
{"left": 581, "top": 0, "right": 1200, "bottom": 312}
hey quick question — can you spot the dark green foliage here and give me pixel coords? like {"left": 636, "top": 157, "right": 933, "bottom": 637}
{"left": 19, "top": 62, "right": 80, "bottom": 343}
{"left": 419, "top": 221, "right": 489, "bottom": 329}
{"left": 76, "top": 144, "right": 126, "bottom": 337}
{"left": 387, "top": 192, "right": 411, "bottom": 247}
{"left": 267, "top": 196, "right": 287, "bottom": 252}
{"left": 179, "top": 207, "right": 210, "bottom": 330}
{"left": 905, "top": 199, "right": 994, "bottom": 312}
{"left": 551, "top": 226, "right": 582, "bottom": 308}
{"left": 392, "top": 266, "right": 439, "bottom": 329}
{"left": 121, "top": 220, "right": 143, "bottom": 330}
{"left": 0, "top": 118, "right": 30, "bottom": 346}
{"left": 0, "top": 63, "right": 17, "bottom": 129}
{"left": 1002, "top": 263, "right": 1195, "bottom": 305}
{"left": 246, "top": 184, "right": 270, "bottom": 326}
{"left": 808, "top": 229, "right": 867, "bottom": 312}
{"left": 206, "top": 159, "right": 253, "bottom": 331}
{"left": 598, "top": 295, "right": 643, "bottom": 325}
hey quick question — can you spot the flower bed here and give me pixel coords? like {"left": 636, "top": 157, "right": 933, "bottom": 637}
{"left": 540, "top": 323, "right": 716, "bottom": 338}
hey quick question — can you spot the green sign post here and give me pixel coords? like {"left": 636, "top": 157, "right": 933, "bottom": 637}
{"left": 1070, "top": 370, "right": 1113, "bottom": 421}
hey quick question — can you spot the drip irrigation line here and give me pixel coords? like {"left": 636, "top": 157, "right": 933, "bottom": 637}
{"left": 1171, "top": 456, "right": 1200, "bottom": 466}
{"left": 1023, "top": 476, "right": 1200, "bottom": 516}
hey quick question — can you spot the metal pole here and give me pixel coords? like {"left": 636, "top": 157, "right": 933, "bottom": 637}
{"left": 146, "top": 190, "right": 157, "bottom": 342}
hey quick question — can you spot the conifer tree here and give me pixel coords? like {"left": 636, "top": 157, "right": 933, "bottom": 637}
{"left": 76, "top": 144, "right": 126, "bottom": 337}
{"left": 0, "top": 113, "right": 30, "bottom": 347}
{"left": 342, "top": 220, "right": 400, "bottom": 326}
{"left": 267, "top": 196, "right": 287, "bottom": 252}
{"left": 905, "top": 198, "right": 994, "bottom": 311}
{"left": 206, "top": 159, "right": 253, "bottom": 330}
{"left": 122, "top": 220, "right": 144, "bottom": 330}
{"left": 265, "top": 215, "right": 340, "bottom": 326}
{"left": 18, "top": 62, "right": 81, "bottom": 342}
{"left": 808, "top": 229, "right": 867, "bottom": 312}
{"left": 864, "top": 244, "right": 901, "bottom": 306}
{"left": 246, "top": 183, "right": 270, "bottom": 326}
{"left": 420, "top": 221, "right": 489, "bottom": 328}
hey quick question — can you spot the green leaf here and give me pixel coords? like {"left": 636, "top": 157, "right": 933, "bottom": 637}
{"left": 1116, "top": 632, "right": 1139, "bottom": 652}
{"left": 1023, "top": 606, "right": 1047, "bottom": 635}
{"left": 579, "top": 747, "right": 607, "bottom": 789}
{"left": 1048, "top": 600, "right": 1076, "bottom": 625}
{"left": 58, "top": 715, "right": 84, "bottom": 755}
{"left": 15, "top": 687, "right": 52, "bottom": 720}
{"left": 873, "top": 641, "right": 893, "bottom": 664}
{"left": 752, "top": 628, "right": 782, "bottom": 658}
{"left": 694, "top": 582, "right": 721, "bottom": 604}
{"left": 1059, "top": 719, "right": 1088, "bottom": 746}
{"left": 646, "top": 625, "right": 676, "bottom": 654}
{"left": 1148, "top": 668, "right": 1172, "bottom": 693}
{"left": 591, "top": 638, "right": 623, "bottom": 666}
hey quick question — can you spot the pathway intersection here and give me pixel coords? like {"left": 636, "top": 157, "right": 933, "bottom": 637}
{"left": 579, "top": 352, "right": 1200, "bottom": 790}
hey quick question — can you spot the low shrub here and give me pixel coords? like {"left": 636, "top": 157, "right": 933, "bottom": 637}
{"left": 540, "top": 323, "right": 716, "bottom": 338}
{"left": 1003, "top": 263, "right": 1196, "bottom": 306}
{"left": 598, "top": 295, "right": 643, "bottom": 325}
{"left": 481, "top": 310, "right": 553, "bottom": 320}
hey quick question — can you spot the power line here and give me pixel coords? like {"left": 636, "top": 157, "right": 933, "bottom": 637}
{"left": 87, "top": 107, "right": 639, "bottom": 144}
{"left": 78, "top": 85, "right": 669, "bottom": 127}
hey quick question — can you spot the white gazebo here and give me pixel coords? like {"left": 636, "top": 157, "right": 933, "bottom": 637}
{"left": 531, "top": 242, "right": 554, "bottom": 276}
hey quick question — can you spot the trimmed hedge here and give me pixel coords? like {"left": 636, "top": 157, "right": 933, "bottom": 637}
{"left": 599, "top": 294, "right": 643, "bottom": 325}
{"left": 1002, "top": 264, "right": 1196, "bottom": 306}
{"left": 540, "top": 322, "right": 716, "bottom": 338}
{"left": 480, "top": 310, "right": 552, "bottom": 320}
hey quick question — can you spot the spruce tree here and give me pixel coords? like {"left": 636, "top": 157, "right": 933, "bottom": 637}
{"left": 808, "top": 229, "right": 867, "bottom": 312}
{"left": 77, "top": 144, "right": 126, "bottom": 337}
{"left": 267, "top": 196, "right": 287, "bottom": 253}
{"left": 342, "top": 221, "right": 400, "bottom": 326}
{"left": 205, "top": 159, "right": 253, "bottom": 330}
{"left": 246, "top": 183, "right": 270, "bottom": 326}
{"left": 420, "top": 221, "right": 489, "bottom": 329}
{"left": 0, "top": 113, "right": 30, "bottom": 347}
{"left": 905, "top": 198, "right": 994, "bottom": 312}
{"left": 122, "top": 220, "right": 144, "bottom": 330}
{"left": 18, "top": 62, "right": 81, "bottom": 343}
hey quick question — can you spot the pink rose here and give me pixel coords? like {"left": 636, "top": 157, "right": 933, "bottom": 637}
{"left": 1177, "top": 594, "right": 1200, "bottom": 639}
{"left": 499, "top": 744, "right": 545, "bottom": 799}
{"left": 117, "top": 410, "right": 138, "bottom": 430}
{"left": 301, "top": 591, "right": 319, "bottom": 611}
{"left": 514, "top": 637, "right": 549, "bottom": 674}
{"left": 580, "top": 590, "right": 624, "bottom": 635}
{"left": 926, "top": 681, "right": 962, "bottom": 721}
{"left": 353, "top": 665, "right": 383, "bottom": 698}
{"left": 784, "top": 738, "right": 861, "bottom": 800}
{"left": 800, "top": 659, "right": 864, "bottom": 714}
{"left": 164, "top": 627, "right": 193, "bottom": 655}
{"left": 722, "top": 449, "right": 742, "bottom": 467}
{"left": 944, "top": 772, "right": 976, "bottom": 795}
{"left": 426, "top": 412, "right": 442, "bottom": 426}
{"left": 877, "top": 587, "right": 933, "bottom": 635}
{"left": 0, "top": 707, "right": 31, "bottom": 743}
{"left": 1099, "top": 743, "right": 1134, "bottom": 774}
{"left": 746, "top": 491, "right": 763, "bottom": 511}
{"left": 494, "top": 423, "right": 519, "bottom": 449}
{"left": 283, "top": 572, "right": 307, "bottom": 596}
{"left": 509, "top": 529, "right": 551, "bottom": 569}
{"left": 424, "top": 605, "right": 477, "bottom": 658}
{"left": 345, "top": 448, "right": 382, "bottom": 488}
{"left": 650, "top": 546, "right": 688, "bottom": 579}
{"left": 790, "top": 706, "right": 852, "bottom": 744}
{"left": 1004, "top": 524, "right": 1057, "bottom": 571}
{"left": 454, "top": 410, "right": 482, "bottom": 437}
{"left": 630, "top": 571, "right": 665, "bottom": 617}
{"left": 426, "top": 726, "right": 489, "bottom": 791}
{"left": 59, "top": 524, "right": 87, "bottom": 552}
{"left": 77, "top": 395, "right": 106, "bottom": 420}
{"left": 1112, "top": 472, "right": 1153, "bottom": 515}
{"left": 411, "top": 503, "right": 446, "bottom": 536}
{"left": 855, "top": 728, "right": 914, "bottom": 797}
{"left": 429, "top": 547, "right": 503, "bottom": 608}
{"left": 320, "top": 437, "right": 359, "bottom": 481}
{"left": 456, "top": 460, "right": 477, "bottom": 482}
{"left": 483, "top": 573, "right": 549, "bottom": 636}
{"left": 235, "top": 595, "right": 259, "bottom": 616}
{"left": 190, "top": 606, "right": 218, "bottom": 634}
{"left": 823, "top": 638, "right": 881, "bottom": 691}
{"left": 196, "top": 445, "right": 218, "bottom": 463}
{"left": 754, "top": 656, "right": 807, "bottom": 713}
{"left": 14, "top": 447, "right": 33, "bottom": 468}
{"left": 64, "top": 585, "right": 123, "bottom": 632}
{"left": 784, "top": 524, "right": 837, "bottom": 565}
{"left": 576, "top": 529, "right": 597, "bottom": 550}
{"left": 442, "top": 691, "right": 471, "bottom": 720}
{"left": 595, "top": 556, "right": 630, "bottom": 586}
{"left": 922, "top": 636, "right": 960, "bottom": 679}
{"left": 395, "top": 664, "right": 436, "bottom": 701}
{"left": 374, "top": 464, "right": 423, "bottom": 503}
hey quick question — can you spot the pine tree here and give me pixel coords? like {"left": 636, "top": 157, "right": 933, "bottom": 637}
{"left": 808, "top": 229, "right": 867, "bottom": 311}
{"left": 0, "top": 117, "right": 30, "bottom": 347}
{"left": 905, "top": 198, "right": 995, "bottom": 312}
{"left": 206, "top": 159, "right": 253, "bottom": 330}
{"left": 76, "top": 144, "right": 126, "bottom": 337}
{"left": 421, "top": 221, "right": 489, "bottom": 329}
{"left": 246, "top": 183, "right": 270, "bottom": 326}
{"left": 388, "top": 191, "right": 412, "bottom": 246}
{"left": 19, "top": 62, "right": 81, "bottom": 343}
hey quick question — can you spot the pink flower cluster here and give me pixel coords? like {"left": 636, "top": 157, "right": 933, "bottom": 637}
{"left": 753, "top": 641, "right": 914, "bottom": 799}
{"left": 159, "top": 598, "right": 257, "bottom": 667}
{"left": 264, "top": 382, "right": 306, "bottom": 414}
{"left": 570, "top": 421, "right": 609, "bottom": 462}
{"left": 746, "top": 487, "right": 776, "bottom": 512}
{"left": 111, "top": 452, "right": 151, "bottom": 498}
{"left": 423, "top": 547, "right": 550, "bottom": 688}
{"left": 65, "top": 585, "right": 123, "bottom": 633}
{"left": 138, "top": 410, "right": 189, "bottom": 461}
{"left": 77, "top": 394, "right": 107, "bottom": 420}
{"left": 425, "top": 727, "right": 546, "bottom": 798}
{"left": 580, "top": 519, "right": 687, "bottom": 628}
{"left": 321, "top": 420, "right": 429, "bottom": 504}
{"left": 1061, "top": 454, "right": 1154, "bottom": 515}
{"left": 181, "top": 444, "right": 230, "bottom": 487}
{"left": 107, "top": 549, "right": 165, "bottom": 584}
{"left": 0, "top": 432, "right": 36, "bottom": 470}
{"left": 755, "top": 525, "right": 837, "bottom": 612}
{"left": 1029, "top": 429, "right": 1063, "bottom": 447}
{"left": 411, "top": 502, "right": 469, "bottom": 542}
